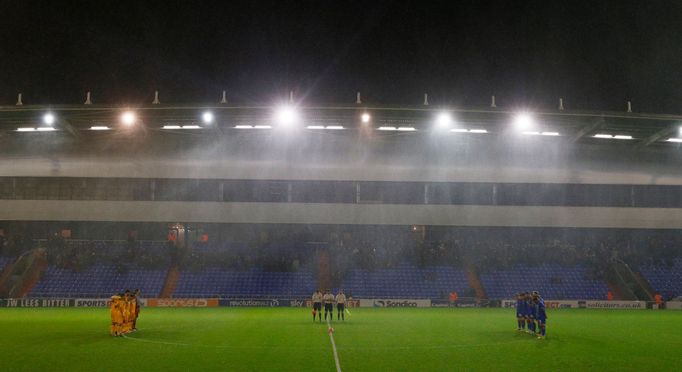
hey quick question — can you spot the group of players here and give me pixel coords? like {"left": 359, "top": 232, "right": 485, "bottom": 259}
{"left": 110, "top": 289, "right": 141, "bottom": 336}
{"left": 515, "top": 291, "right": 547, "bottom": 339}
{"left": 311, "top": 289, "right": 347, "bottom": 322}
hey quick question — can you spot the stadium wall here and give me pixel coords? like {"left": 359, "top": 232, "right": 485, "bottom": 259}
{"left": 2, "top": 200, "right": 682, "bottom": 228}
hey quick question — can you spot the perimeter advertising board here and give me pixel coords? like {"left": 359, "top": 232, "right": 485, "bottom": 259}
{"left": 502, "top": 300, "right": 580, "bottom": 309}
{"left": 581, "top": 300, "right": 645, "bottom": 309}
{"left": 1, "top": 298, "right": 73, "bottom": 307}
{"left": 358, "top": 299, "right": 431, "bottom": 308}
{"left": 146, "top": 298, "right": 219, "bottom": 307}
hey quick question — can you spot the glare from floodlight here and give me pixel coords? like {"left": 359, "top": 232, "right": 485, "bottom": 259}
{"left": 202, "top": 111, "right": 214, "bottom": 124}
{"left": 182, "top": 125, "right": 201, "bottom": 129}
{"left": 43, "top": 113, "right": 55, "bottom": 125}
{"left": 36, "top": 127, "right": 56, "bottom": 132}
{"left": 90, "top": 126, "right": 110, "bottom": 131}
{"left": 163, "top": 125, "right": 182, "bottom": 129}
{"left": 275, "top": 105, "right": 298, "bottom": 126}
{"left": 667, "top": 138, "right": 682, "bottom": 143}
{"left": 513, "top": 112, "right": 534, "bottom": 129}
{"left": 307, "top": 125, "right": 325, "bottom": 130}
{"left": 361, "top": 113, "right": 371, "bottom": 123}
{"left": 436, "top": 112, "right": 453, "bottom": 128}
{"left": 121, "top": 111, "right": 137, "bottom": 126}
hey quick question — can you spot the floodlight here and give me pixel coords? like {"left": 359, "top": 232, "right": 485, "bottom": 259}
{"left": 182, "top": 125, "right": 201, "bottom": 129}
{"left": 307, "top": 125, "right": 325, "bottom": 130}
{"left": 326, "top": 126, "right": 344, "bottom": 130}
{"left": 36, "top": 127, "right": 56, "bottom": 131}
{"left": 163, "top": 125, "right": 182, "bottom": 129}
{"left": 469, "top": 129, "right": 488, "bottom": 133}
{"left": 90, "top": 126, "right": 110, "bottom": 131}
{"left": 667, "top": 138, "right": 682, "bottom": 143}
{"left": 43, "top": 113, "right": 55, "bottom": 125}
{"left": 202, "top": 111, "right": 214, "bottom": 124}
{"left": 361, "top": 113, "right": 371, "bottom": 123}
{"left": 513, "top": 112, "right": 534, "bottom": 129}
{"left": 436, "top": 112, "right": 452, "bottom": 128}
{"left": 121, "top": 111, "right": 137, "bottom": 126}
{"left": 275, "top": 105, "right": 298, "bottom": 126}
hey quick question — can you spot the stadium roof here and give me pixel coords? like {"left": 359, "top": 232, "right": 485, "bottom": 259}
{"left": 2, "top": 101, "right": 682, "bottom": 148}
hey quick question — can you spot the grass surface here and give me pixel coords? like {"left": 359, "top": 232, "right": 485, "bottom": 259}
{"left": 0, "top": 307, "right": 681, "bottom": 371}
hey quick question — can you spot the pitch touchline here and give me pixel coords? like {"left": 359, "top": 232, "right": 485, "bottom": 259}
{"left": 327, "top": 319, "right": 342, "bottom": 372}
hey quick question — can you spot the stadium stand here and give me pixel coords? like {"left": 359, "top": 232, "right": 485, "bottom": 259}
{"left": 29, "top": 264, "right": 167, "bottom": 298}
{"left": 479, "top": 264, "right": 608, "bottom": 299}
{"left": 0, "top": 256, "right": 12, "bottom": 271}
{"left": 639, "top": 258, "right": 682, "bottom": 299}
{"left": 341, "top": 263, "right": 470, "bottom": 299}
{"left": 173, "top": 268, "right": 315, "bottom": 298}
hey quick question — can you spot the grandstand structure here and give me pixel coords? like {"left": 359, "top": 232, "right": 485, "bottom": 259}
{"left": 2, "top": 98, "right": 682, "bottom": 302}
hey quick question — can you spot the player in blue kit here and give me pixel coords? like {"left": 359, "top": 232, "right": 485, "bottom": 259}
{"left": 533, "top": 292, "right": 547, "bottom": 339}
{"left": 525, "top": 292, "right": 536, "bottom": 335}
{"left": 515, "top": 293, "right": 526, "bottom": 331}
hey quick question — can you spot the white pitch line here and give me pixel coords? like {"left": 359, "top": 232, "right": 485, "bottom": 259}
{"left": 327, "top": 319, "right": 342, "bottom": 372}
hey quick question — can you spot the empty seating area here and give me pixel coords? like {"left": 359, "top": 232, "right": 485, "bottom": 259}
{"left": 480, "top": 264, "right": 608, "bottom": 300}
{"left": 29, "top": 264, "right": 166, "bottom": 298}
{"left": 174, "top": 268, "right": 315, "bottom": 298}
{"left": 341, "top": 264, "right": 470, "bottom": 299}
{"left": 639, "top": 258, "right": 682, "bottom": 298}
{"left": 0, "top": 256, "right": 13, "bottom": 271}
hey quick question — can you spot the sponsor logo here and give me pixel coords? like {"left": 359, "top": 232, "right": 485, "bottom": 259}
{"left": 289, "top": 299, "right": 305, "bottom": 307}
{"left": 75, "top": 299, "right": 111, "bottom": 307}
{"left": 226, "top": 299, "right": 280, "bottom": 307}
{"left": 584, "top": 301, "right": 645, "bottom": 309}
{"left": 2, "top": 298, "right": 73, "bottom": 307}
{"left": 374, "top": 300, "right": 418, "bottom": 307}
{"left": 147, "top": 298, "right": 218, "bottom": 307}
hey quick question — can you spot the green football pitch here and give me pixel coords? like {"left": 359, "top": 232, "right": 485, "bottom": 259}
{"left": 0, "top": 307, "right": 681, "bottom": 371}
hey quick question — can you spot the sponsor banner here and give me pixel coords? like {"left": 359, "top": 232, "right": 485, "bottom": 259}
{"left": 359, "top": 299, "right": 431, "bottom": 308}
{"left": 503, "top": 299, "right": 580, "bottom": 309}
{"left": 666, "top": 301, "right": 682, "bottom": 310}
{"left": 1, "top": 298, "right": 73, "bottom": 308}
{"left": 582, "top": 300, "right": 646, "bottom": 309}
{"left": 147, "top": 298, "right": 218, "bottom": 307}
{"left": 75, "top": 298, "right": 111, "bottom": 307}
{"left": 430, "top": 299, "right": 452, "bottom": 308}
{"left": 220, "top": 299, "right": 284, "bottom": 307}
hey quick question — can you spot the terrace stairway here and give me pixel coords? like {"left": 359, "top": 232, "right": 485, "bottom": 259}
{"left": 160, "top": 265, "right": 181, "bottom": 298}
{"left": 466, "top": 267, "right": 487, "bottom": 299}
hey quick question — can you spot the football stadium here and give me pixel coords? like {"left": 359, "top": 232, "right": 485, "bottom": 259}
{"left": 4, "top": 2, "right": 682, "bottom": 371}
{"left": 1, "top": 97, "right": 682, "bottom": 371}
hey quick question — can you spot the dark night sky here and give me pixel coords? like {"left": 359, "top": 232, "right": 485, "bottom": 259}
{"left": 1, "top": 1, "right": 682, "bottom": 112}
